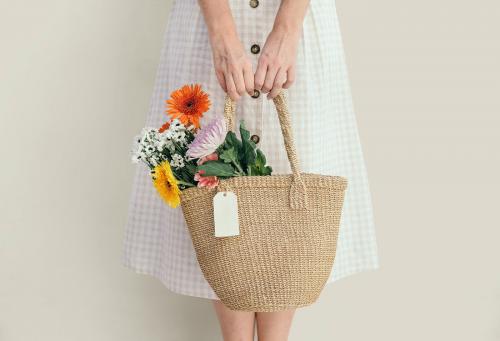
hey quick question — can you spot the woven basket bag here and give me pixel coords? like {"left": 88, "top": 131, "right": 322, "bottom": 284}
{"left": 179, "top": 90, "right": 348, "bottom": 312}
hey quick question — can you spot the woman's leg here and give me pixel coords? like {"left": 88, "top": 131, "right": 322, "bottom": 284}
{"left": 212, "top": 299, "right": 256, "bottom": 341}
{"left": 255, "top": 309, "right": 296, "bottom": 341}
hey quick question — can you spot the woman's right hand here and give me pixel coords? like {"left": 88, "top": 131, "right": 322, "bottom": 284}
{"left": 198, "top": 0, "right": 254, "bottom": 101}
{"left": 209, "top": 31, "right": 255, "bottom": 101}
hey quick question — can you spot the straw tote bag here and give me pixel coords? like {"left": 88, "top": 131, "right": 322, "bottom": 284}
{"left": 179, "top": 90, "right": 348, "bottom": 312}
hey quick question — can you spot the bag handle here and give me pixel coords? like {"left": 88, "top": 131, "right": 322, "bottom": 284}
{"left": 222, "top": 90, "right": 308, "bottom": 209}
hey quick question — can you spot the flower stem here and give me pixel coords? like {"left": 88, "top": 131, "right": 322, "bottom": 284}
{"left": 233, "top": 169, "right": 245, "bottom": 177}
{"left": 232, "top": 160, "right": 245, "bottom": 175}
{"left": 176, "top": 180, "right": 196, "bottom": 187}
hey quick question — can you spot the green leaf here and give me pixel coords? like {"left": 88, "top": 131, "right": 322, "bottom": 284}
{"left": 239, "top": 119, "right": 250, "bottom": 141}
{"left": 220, "top": 147, "right": 245, "bottom": 174}
{"left": 252, "top": 165, "right": 272, "bottom": 176}
{"left": 197, "top": 160, "right": 236, "bottom": 177}
{"left": 240, "top": 138, "right": 256, "bottom": 172}
{"left": 255, "top": 149, "right": 266, "bottom": 168}
{"left": 225, "top": 131, "right": 242, "bottom": 151}
{"left": 220, "top": 147, "right": 238, "bottom": 164}
{"left": 236, "top": 120, "right": 255, "bottom": 171}
{"left": 262, "top": 165, "right": 272, "bottom": 176}
{"left": 247, "top": 149, "right": 273, "bottom": 176}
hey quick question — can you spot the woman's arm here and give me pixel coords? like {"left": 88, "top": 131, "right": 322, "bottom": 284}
{"left": 198, "top": 0, "right": 255, "bottom": 101}
{"left": 255, "top": 0, "right": 310, "bottom": 99}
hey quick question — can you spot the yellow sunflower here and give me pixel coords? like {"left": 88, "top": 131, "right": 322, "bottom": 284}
{"left": 151, "top": 161, "right": 181, "bottom": 208}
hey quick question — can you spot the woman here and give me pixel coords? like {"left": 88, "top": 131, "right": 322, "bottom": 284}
{"left": 123, "top": 0, "right": 379, "bottom": 340}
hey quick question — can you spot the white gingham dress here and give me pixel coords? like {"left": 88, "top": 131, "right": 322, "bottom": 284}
{"left": 122, "top": 0, "right": 379, "bottom": 300}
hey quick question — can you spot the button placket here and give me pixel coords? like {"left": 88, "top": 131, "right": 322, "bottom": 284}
{"left": 249, "top": 0, "right": 263, "bottom": 142}
{"left": 250, "top": 44, "right": 260, "bottom": 55}
{"left": 251, "top": 89, "right": 260, "bottom": 98}
{"left": 249, "top": 0, "right": 259, "bottom": 8}
{"left": 250, "top": 134, "right": 260, "bottom": 144}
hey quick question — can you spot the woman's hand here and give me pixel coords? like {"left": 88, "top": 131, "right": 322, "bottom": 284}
{"left": 210, "top": 32, "right": 255, "bottom": 101}
{"left": 254, "top": 26, "right": 301, "bottom": 99}
{"left": 255, "top": 0, "right": 309, "bottom": 99}
{"left": 198, "top": 0, "right": 254, "bottom": 101}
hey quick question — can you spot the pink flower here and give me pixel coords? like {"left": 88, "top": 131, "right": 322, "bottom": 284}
{"left": 186, "top": 116, "right": 227, "bottom": 160}
{"left": 197, "top": 152, "right": 219, "bottom": 165}
{"left": 194, "top": 170, "right": 219, "bottom": 188}
{"left": 194, "top": 152, "right": 220, "bottom": 188}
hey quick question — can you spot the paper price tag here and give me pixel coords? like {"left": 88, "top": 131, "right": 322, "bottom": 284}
{"left": 213, "top": 191, "right": 240, "bottom": 237}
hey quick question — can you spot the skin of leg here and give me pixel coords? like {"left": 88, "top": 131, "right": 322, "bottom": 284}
{"left": 255, "top": 309, "right": 296, "bottom": 341}
{"left": 212, "top": 299, "right": 256, "bottom": 341}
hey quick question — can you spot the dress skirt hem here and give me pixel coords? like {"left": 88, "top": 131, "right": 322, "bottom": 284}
{"left": 121, "top": 256, "right": 379, "bottom": 300}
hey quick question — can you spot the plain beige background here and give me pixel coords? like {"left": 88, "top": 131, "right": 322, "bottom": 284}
{"left": 1, "top": 0, "right": 499, "bottom": 340}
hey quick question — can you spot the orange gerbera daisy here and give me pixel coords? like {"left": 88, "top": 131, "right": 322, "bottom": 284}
{"left": 166, "top": 84, "right": 210, "bottom": 129}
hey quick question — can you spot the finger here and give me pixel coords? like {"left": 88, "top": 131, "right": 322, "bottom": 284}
{"left": 231, "top": 68, "right": 247, "bottom": 97}
{"left": 254, "top": 60, "right": 267, "bottom": 91}
{"left": 268, "top": 67, "right": 287, "bottom": 99}
{"left": 215, "top": 69, "right": 227, "bottom": 92}
{"left": 225, "top": 73, "right": 240, "bottom": 101}
{"left": 243, "top": 63, "right": 255, "bottom": 96}
{"left": 282, "top": 65, "right": 296, "bottom": 89}
{"left": 262, "top": 64, "right": 279, "bottom": 93}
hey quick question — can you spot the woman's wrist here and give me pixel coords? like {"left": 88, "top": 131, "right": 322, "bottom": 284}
{"left": 272, "top": 18, "right": 302, "bottom": 37}
{"left": 208, "top": 25, "right": 238, "bottom": 46}
{"left": 271, "top": 0, "right": 309, "bottom": 38}
{"left": 207, "top": 19, "right": 238, "bottom": 41}
{"left": 270, "top": 22, "right": 302, "bottom": 43}
{"left": 208, "top": 29, "right": 244, "bottom": 61}
{"left": 198, "top": 0, "right": 239, "bottom": 44}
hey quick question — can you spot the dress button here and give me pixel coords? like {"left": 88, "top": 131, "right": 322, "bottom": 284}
{"left": 251, "top": 89, "right": 260, "bottom": 98}
{"left": 250, "top": 134, "right": 260, "bottom": 144}
{"left": 249, "top": 0, "right": 259, "bottom": 8}
{"left": 250, "top": 44, "right": 260, "bottom": 54}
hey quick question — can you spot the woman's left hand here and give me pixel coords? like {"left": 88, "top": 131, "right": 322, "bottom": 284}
{"left": 254, "top": 25, "right": 301, "bottom": 99}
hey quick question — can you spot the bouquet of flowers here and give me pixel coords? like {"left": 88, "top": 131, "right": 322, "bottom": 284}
{"left": 131, "top": 84, "right": 273, "bottom": 208}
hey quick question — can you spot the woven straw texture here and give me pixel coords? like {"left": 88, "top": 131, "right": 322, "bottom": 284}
{"left": 180, "top": 91, "right": 348, "bottom": 312}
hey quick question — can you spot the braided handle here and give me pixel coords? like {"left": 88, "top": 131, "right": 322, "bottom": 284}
{"left": 222, "top": 90, "right": 308, "bottom": 209}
